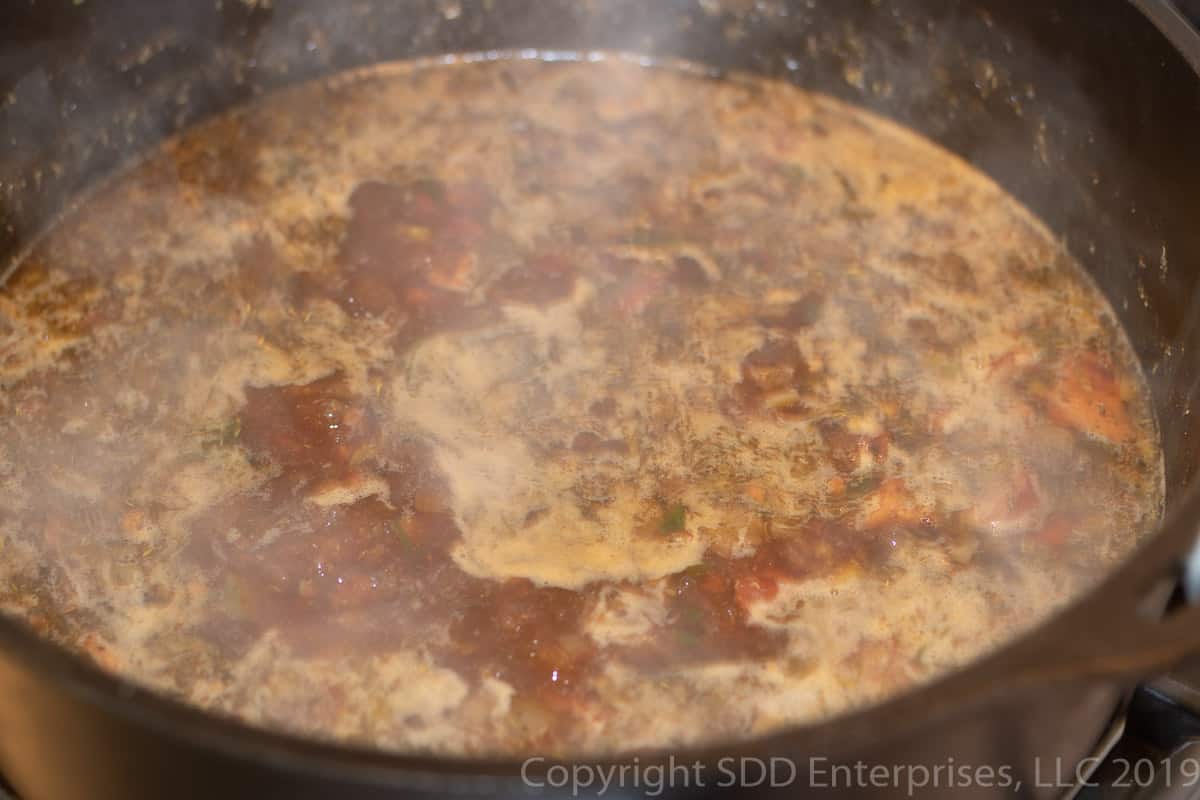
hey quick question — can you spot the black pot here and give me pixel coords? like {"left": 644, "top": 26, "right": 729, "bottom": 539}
{"left": 2, "top": 1, "right": 1200, "bottom": 797}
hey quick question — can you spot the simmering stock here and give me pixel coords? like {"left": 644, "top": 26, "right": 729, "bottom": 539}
{"left": 0, "top": 55, "right": 1163, "bottom": 756}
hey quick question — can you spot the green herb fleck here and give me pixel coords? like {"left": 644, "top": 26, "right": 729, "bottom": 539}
{"left": 660, "top": 504, "right": 687, "bottom": 535}
{"left": 678, "top": 605, "right": 704, "bottom": 627}
{"left": 221, "top": 575, "right": 244, "bottom": 617}
{"left": 781, "top": 163, "right": 810, "bottom": 184}
{"left": 628, "top": 227, "right": 683, "bottom": 247}
{"left": 676, "top": 605, "right": 705, "bottom": 647}
{"left": 395, "top": 521, "right": 419, "bottom": 551}
{"left": 845, "top": 472, "right": 883, "bottom": 498}
{"left": 198, "top": 417, "right": 241, "bottom": 450}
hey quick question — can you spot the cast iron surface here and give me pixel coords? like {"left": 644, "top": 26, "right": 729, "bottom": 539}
{"left": 1, "top": 1, "right": 1200, "bottom": 797}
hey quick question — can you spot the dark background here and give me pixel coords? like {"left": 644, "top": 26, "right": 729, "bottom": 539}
{"left": 1183, "top": 0, "right": 1200, "bottom": 25}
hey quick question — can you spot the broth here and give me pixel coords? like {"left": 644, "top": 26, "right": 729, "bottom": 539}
{"left": 0, "top": 54, "right": 1163, "bottom": 756}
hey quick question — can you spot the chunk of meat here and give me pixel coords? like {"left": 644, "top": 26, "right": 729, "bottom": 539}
{"left": 338, "top": 179, "right": 493, "bottom": 317}
{"left": 488, "top": 253, "right": 576, "bottom": 306}
{"left": 760, "top": 291, "right": 825, "bottom": 331}
{"left": 1030, "top": 511, "right": 1076, "bottom": 548}
{"left": 898, "top": 250, "right": 977, "bottom": 292}
{"left": 657, "top": 564, "right": 785, "bottom": 663}
{"left": 818, "top": 418, "right": 888, "bottom": 474}
{"left": 617, "top": 524, "right": 903, "bottom": 673}
{"left": 742, "top": 339, "right": 809, "bottom": 392}
{"left": 733, "top": 338, "right": 813, "bottom": 413}
{"left": 570, "top": 430, "right": 629, "bottom": 455}
{"left": 1035, "top": 351, "right": 1134, "bottom": 443}
{"left": 239, "top": 372, "right": 372, "bottom": 471}
{"left": 988, "top": 345, "right": 1037, "bottom": 378}
{"left": 206, "top": 493, "right": 468, "bottom": 653}
{"left": 752, "top": 517, "right": 896, "bottom": 585}
{"left": 978, "top": 466, "right": 1045, "bottom": 536}
{"left": 671, "top": 255, "right": 709, "bottom": 288}
{"left": 448, "top": 579, "right": 597, "bottom": 697}
{"left": 863, "top": 478, "right": 921, "bottom": 529}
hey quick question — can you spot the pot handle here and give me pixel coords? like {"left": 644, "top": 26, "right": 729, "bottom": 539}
{"left": 1005, "top": 528, "right": 1200, "bottom": 686}
{"left": 1136, "top": 0, "right": 1200, "bottom": 73}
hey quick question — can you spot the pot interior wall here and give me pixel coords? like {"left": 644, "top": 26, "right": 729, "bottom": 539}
{"left": 2, "top": 0, "right": 1198, "bottom": 527}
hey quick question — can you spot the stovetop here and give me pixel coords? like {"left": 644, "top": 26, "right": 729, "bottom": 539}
{"left": 1075, "top": 668, "right": 1200, "bottom": 800}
